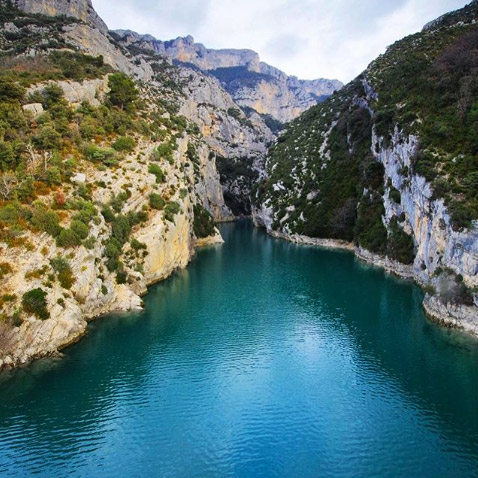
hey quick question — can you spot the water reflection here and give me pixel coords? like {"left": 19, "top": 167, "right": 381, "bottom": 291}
{"left": 0, "top": 220, "right": 476, "bottom": 477}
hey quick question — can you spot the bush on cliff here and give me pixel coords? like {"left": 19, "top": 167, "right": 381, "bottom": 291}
{"left": 164, "top": 201, "right": 181, "bottom": 222}
{"left": 108, "top": 73, "right": 138, "bottom": 111}
{"left": 22, "top": 288, "right": 49, "bottom": 320}
{"left": 50, "top": 256, "right": 75, "bottom": 289}
{"left": 149, "top": 193, "right": 165, "bottom": 210}
{"left": 193, "top": 204, "right": 216, "bottom": 238}
{"left": 386, "top": 217, "right": 415, "bottom": 264}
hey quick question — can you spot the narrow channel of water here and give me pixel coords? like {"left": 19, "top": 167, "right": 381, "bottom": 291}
{"left": 0, "top": 220, "right": 477, "bottom": 477}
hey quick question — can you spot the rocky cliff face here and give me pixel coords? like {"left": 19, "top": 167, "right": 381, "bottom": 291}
{"left": 15, "top": 0, "right": 108, "bottom": 33}
{"left": 9, "top": 0, "right": 274, "bottom": 217}
{"left": 0, "top": 73, "right": 224, "bottom": 369}
{"left": 112, "top": 31, "right": 343, "bottom": 123}
{"left": 254, "top": 1, "right": 478, "bottom": 335}
{"left": 0, "top": 0, "right": 277, "bottom": 369}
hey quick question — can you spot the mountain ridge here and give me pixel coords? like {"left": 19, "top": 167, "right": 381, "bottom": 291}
{"left": 112, "top": 30, "right": 343, "bottom": 122}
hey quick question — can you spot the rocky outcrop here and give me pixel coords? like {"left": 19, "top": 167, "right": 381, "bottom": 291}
{"left": 26, "top": 75, "right": 110, "bottom": 107}
{"left": 173, "top": 63, "right": 274, "bottom": 217}
{"left": 112, "top": 31, "right": 343, "bottom": 122}
{"left": 29, "top": 10, "right": 274, "bottom": 218}
{"left": 0, "top": 0, "right": 273, "bottom": 370}
{"left": 62, "top": 24, "right": 151, "bottom": 79}
{"left": 423, "top": 294, "right": 478, "bottom": 336}
{"left": 0, "top": 133, "right": 223, "bottom": 370}
{"left": 0, "top": 70, "right": 231, "bottom": 370}
{"left": 15, "top": 0, "right": 108, "bottom": 34}
{"left": 115, "top": 33, "right": 262, "bottom": 72}
{"left": 374, "top": 128, "right": 478, "bottom": 290}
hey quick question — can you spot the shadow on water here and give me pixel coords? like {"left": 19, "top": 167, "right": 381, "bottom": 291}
{"left": 0, "top": 220, "right": 476, "bottom": 477}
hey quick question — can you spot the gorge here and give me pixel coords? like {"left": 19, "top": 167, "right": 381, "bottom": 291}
{"left": 0, "top": 0, "right": 477, "bottom": 475}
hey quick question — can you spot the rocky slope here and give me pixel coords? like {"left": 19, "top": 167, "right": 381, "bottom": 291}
{"left": 0, "top": 53, "right": 231, "bottom": 369}
{"left": 254, "top": 1, "right": 478, "bottom": 335}
{"left": 15, "top": 0, "right": 108, "bottom": 33}
{"left": 7, "top": 0, "right": 276, "bottom": 215}
{"left": 112, "top": 31, "right": 343, "bottom": 123}
{"left": 0, "top": 0, "right": 271, "bottom": 369}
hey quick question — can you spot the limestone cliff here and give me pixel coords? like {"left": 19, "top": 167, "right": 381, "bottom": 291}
{"left": 15, "top": 0, "right": 108, "bottom": 34}
{"left": 0, "top": 0, "right": 272, "bottom": 369}
{"left": 253, "top": 2, "right": 478, "bottom": 335}
{"left": 0, "top": 75, "right": 224, "bottom": 370}
{"left": 5, "top": 0, "right": 274, "bottom": 217}
{"left": 112, "top": 31, "right": 343, "bottom": 123}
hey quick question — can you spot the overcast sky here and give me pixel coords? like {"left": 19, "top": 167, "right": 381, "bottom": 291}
{"left": 93, "top": 0, "right": 468, "bottom": 83}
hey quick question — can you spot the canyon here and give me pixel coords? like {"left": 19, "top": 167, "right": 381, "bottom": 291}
{"left": 0, "top": 0, "right": 476, "bottom": 373}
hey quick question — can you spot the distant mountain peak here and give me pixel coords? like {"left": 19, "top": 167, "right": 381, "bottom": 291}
{"left": 112, "top": 29, "right": 343, "bottom": 122}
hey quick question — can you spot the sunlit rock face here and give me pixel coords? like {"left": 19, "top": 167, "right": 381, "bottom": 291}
{"left": 15, "top": 0, "right": 108, "bottom": 33}
{"left": 112, "top": 31, "right": 343, "bottom": 123}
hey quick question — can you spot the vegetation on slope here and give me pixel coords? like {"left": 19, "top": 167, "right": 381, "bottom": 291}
{"left": 0, "top": 40, "right": 215, "bottom": 326}
{"left": 368, "top": 2, "right": 478, "bottom": 230}
{"left": 255, "top": 1, "right": 478, "bottom": 267}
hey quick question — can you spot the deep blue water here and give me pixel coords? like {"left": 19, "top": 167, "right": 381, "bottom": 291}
{"left": 0, "top": 220, "right": 477, "bottom": 477}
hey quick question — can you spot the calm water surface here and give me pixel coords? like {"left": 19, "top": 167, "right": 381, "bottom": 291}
{"left": 0, "top": 221, "right": 477, "bottom": 477}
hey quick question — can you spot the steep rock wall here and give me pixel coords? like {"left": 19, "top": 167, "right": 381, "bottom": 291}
{"left": 15, "top": 0, "right": 108, "bottom": 34}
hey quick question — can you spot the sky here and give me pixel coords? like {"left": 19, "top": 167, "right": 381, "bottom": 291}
{"left": 93, "top": 0, "right": 469, "bottom": 83}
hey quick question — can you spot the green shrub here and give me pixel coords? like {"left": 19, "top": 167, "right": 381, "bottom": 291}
{"left": 389, "top": 186, "right": 401, "bottom": 204}
{"left": 0, "top": 262, "right": 13, "bottom": 280}
{"left": 148, "top": 163, "right": 165, "bottom": 183}
{"left": 30, "top": 206, "right": 61, "bottom": 237}
{"left": 0, "top": 78, "right": 25, "bottom": 103}
{"left": 70, "top": 220, "right": 89, "bottom": 240}
{"left": 83, "top": 236, "right": 96, "bottom": 249}
{"left": 116, "top": 270, "right": 128, "bottom": 284}
{"left": 108, "top": 73, "right": 138, "bottom": 111}
{"left": 42, "top": 84, "right": 64, "bottom": 109}
{"left": 131, "top": 238, "right": 146, "bottom": 250}
{"left": 50, "top": 256, "right": 75, "bottom": 289}
{"left": 56, "top": 228, "right": 81, "bottom": 248}
{"left": 33, "top": 123, "right": 62, "bottom": 150}
{"left": 112, "top": 136, "right": 136, "bottom": 152}
{"left": 193, "top": 204, "right": 216, "bottom": 238}
{"left": 355, "top": 194, "right": 388, "bottom": 254}
{"left": 149, "top": 193, "right": 165, "bottom": 210}
{"left": 387, "top": 217, "right": 415, "bottom": 264}
{"left": 164, "top": 201, "right": 181, "bottom": 222}
{"left": 111, "top": 215, "right": 131, "bottom": 244}
{"left": 22, "top": 288, "right": 49, "bottom": 320}
{"left": 1, "top": 294, "right": 16, "bottom": 303}
{"left": 84, "top": 144, "right": 116, "bottom": 165}
{"left": 101, "top": 205, "right": 116, "bottom": 222}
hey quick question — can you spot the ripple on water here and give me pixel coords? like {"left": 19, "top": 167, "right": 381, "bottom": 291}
{"left": 0, "top": 221, "right": 477, "bottom": 478}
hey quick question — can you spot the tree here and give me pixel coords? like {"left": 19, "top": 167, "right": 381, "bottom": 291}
{"left": 149, "top": 193, "right": 165, "bottom": 210}
{"left": 108, "top": 73, "right": 138, "bottom": 110}
{"left": 42, "top": 84, "right": 64, "bottom": 109}
{"left": 0, "top": 172, "right": 18, "bottom": 200}
{"left": 0, "top": 78, "right": 24, "bottom": 103}
{"left": 22, "top": 288, "right": 49, "bottom": 320}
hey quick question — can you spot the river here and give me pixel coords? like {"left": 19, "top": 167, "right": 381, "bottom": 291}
{"left": 0, "top": 220, "right": 477, "bottom": 477}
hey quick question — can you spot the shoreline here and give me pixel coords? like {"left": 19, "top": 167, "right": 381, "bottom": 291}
{"left": 0, "top": 232, "right": 224, "bottom": 373}
{"left": 2, "top": 223, "right": 476, "bottom": 374}
{"left": 266, "top": 228, "right": 478, "bottom": 338}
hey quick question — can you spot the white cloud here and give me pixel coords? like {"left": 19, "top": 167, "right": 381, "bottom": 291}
{"left": 92, "top": 0, "right": 469, "bottom": 83}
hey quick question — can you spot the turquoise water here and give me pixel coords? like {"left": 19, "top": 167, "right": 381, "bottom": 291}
{"left": 0, "top": 220, "right": 477, "bottom": 477}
